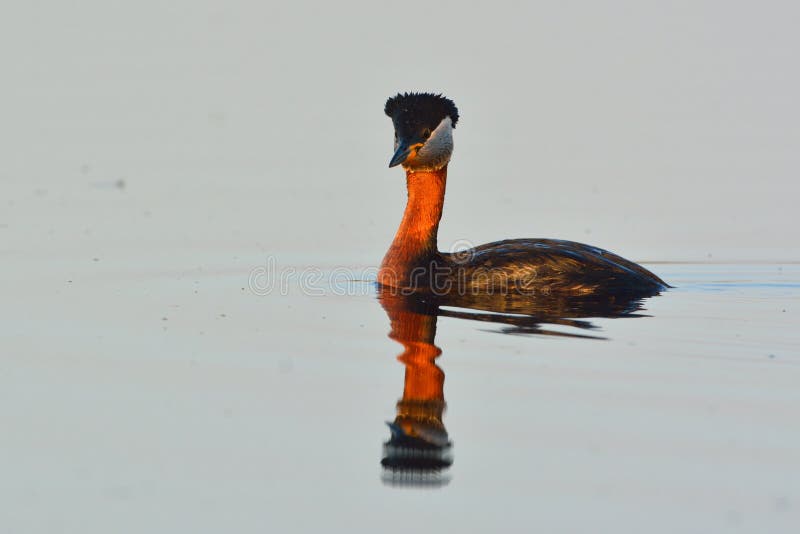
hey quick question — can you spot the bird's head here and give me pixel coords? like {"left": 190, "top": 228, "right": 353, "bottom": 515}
{"left": 384, "top": 92, "right": 459, "bottom": 172}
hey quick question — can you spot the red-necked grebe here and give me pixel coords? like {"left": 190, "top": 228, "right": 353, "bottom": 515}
{"left": 378, "top": 92, "right": 668, "bottom": 296}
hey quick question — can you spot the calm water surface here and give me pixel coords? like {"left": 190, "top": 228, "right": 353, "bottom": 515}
{"left": 4, "top": 3, "right": 800, "bottom": 532}
{"left": 2, "top": 260, "right": 798, "bottom": 533}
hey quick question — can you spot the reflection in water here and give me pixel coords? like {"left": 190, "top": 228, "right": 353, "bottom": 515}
{"left": 380, "top": 293, "right": 452, "bottom": 487}
{"left": 378, "top": 288, "right": 659, "bottom": 487}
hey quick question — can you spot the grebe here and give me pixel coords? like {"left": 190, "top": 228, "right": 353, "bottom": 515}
{"left": 378, "top": 92, "right": 668, "bottom": 297}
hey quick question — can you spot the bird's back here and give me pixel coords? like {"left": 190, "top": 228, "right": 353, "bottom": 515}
{"left": 441, "top": 238, "right": 668, "bottom": 296}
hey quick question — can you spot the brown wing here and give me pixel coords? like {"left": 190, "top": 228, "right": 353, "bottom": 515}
{"left": 443, "top": 238, "right": 668, "bottom": 296}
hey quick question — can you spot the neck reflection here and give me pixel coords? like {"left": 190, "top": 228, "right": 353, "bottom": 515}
{"left": 380, "top": 292, "right": 451, "bottom": 487}
{"left": 377, "top": 287, "right": 657, "bottom": 487}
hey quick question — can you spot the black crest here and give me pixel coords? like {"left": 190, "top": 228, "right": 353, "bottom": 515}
{"left": 384, "top": 93, "right": 459, "bottom": 138}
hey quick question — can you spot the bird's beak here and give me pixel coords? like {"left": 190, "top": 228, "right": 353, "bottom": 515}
{"left": 388, "top": 141, "right": 411, "bottom": 168}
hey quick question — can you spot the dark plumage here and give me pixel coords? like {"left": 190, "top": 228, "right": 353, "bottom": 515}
{"left": 437, "top": 239, "right": 668, "bottom": 297}
{"left": 385, "top": 92, "right": 459, "bottom": 142}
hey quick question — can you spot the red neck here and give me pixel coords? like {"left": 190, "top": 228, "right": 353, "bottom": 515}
{"left": 379, "top": 166, "right": 448, "bottom": 288}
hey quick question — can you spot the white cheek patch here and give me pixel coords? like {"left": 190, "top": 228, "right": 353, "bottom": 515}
{"left": 410, "top": 117, "right": 454, "bottom": 171}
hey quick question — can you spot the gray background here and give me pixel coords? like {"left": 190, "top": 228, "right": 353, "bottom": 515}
{"left": 2, "top": 1, "right": 798, "bottom": 263}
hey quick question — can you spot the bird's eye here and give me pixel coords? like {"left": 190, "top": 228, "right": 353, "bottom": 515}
{"left": 422, "top": 128, "right": 431, "bottom": 140}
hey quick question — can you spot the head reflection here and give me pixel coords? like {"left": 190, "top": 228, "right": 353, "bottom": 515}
{"left": 378, "top": 287, "right": 658, "bottom": 487}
